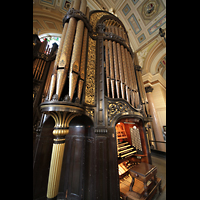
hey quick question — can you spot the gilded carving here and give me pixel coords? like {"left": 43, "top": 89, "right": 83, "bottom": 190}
{"left": 84, "top": 37, "right": 96, "bottom": 105}
{"left": 89, "top": 12, "right": 109, "bottom": 32}
{"left": 85, "top": 108, "right": 94, "bottom": 119}
{"left": 107, "top": 99, "right": 142, "bottom": 126}
{"left": 108, "top": 101, "right": 130, "bottom": 125}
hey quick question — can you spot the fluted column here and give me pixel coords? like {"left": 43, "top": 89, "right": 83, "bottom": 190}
{"left": 145, "top": 86, "right": 166, "bottom": 152}
{"left": 44, "top": 111, "right": 81, "bottom": 199}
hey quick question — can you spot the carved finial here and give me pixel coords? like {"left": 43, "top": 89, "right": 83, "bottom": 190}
{"left": 51, "top": 94, "right": 58, "bottom": 101}
{"left": 63, "top": 94, "right": 70, "bottom": 102}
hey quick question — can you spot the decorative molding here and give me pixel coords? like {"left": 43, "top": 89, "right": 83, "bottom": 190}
{"left": 148, "top": 15, "right": 166, "bottom": 35}
{"left": 95, "top": 128, "right": 108, "bottom": 134}
{"left": 142, "top": 72, "right": 166, "bottom": 89}
{"left": 138, "top": 33, "right": 146, "bottom": 43}
{"left": 84, "top": 37, "right": 96, "bottom": 105}
{"left": 128, "top": 14, "right": 141, "bottom": 35}
{"left": 85, "top": 108, "right": 95, "bottom": 120}
{"left": 122, "top": 4, "right": 131, "bottom": 16}
{"left": 107, "top": 97, "right": 142, "bottom": 126}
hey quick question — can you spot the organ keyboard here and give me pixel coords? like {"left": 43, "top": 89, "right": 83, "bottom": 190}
{"left": 118, "top": 141, "right": 137, "bottom": 159}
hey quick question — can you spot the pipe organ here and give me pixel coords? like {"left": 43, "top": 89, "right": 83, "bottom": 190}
{"left": 33, "top": 1, "right": 160, "bottom": 200}
{"left": 33, "top": 36, "right": 58, "bottom": 128}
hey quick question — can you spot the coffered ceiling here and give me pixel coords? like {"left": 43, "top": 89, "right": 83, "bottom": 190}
{"left": 33, "top": 0, "right": 165, "bottom": 50}
{"left": 33, "top": 0, "right": 166, "bottom": 78}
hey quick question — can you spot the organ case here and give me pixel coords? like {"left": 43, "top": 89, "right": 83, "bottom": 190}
{"left": 33, "top": 2, "right": 158, "bottom": 199}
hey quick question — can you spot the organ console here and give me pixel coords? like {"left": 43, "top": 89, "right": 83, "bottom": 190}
{"left": 33, "top": 1, "right": 161, "bottom": 199}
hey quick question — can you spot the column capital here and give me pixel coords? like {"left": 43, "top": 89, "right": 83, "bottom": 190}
{"left": 145, "top": 85, "right": 154, "bottom": 93}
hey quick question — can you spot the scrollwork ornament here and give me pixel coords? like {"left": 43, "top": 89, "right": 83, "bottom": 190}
{"left": 107, "top": 101, "right": 131, "bottom": 125}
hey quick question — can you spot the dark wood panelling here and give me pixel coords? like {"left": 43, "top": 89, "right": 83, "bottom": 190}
{"left": 68, "top": 137, "right": 84, "bottom": 197}
{"left": 58, "top": 115, "right": 95, "bottom": 200}
{"left": 95, "top": 136, "right": 108, "bottom": 200}
{"left": 107, "top": 128, "right": 120, "bottom": 200}
{"left": 33, "top": 117, "right": 54, "bottom": 200}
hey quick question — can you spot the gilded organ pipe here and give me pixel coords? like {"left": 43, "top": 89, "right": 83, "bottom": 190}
{"left": 56, "top": 0, "right": 81, "bottom": 100}
{"left": 69, "top": 0, "right": 87, "bottom": 101}
{"left": 77, "top": 6, "right": 90, "bottom": 101}
{"left": 48, "top": 21, "right": 69, "bottom": 100}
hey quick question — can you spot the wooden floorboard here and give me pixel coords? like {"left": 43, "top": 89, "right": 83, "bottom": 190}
{"left": 120, "top": 174, "right": 161, "bottom": 200}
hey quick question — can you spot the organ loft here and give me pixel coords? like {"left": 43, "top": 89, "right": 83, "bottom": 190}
{"left": 33, "top": 0, "right": 163, "bottom": 199}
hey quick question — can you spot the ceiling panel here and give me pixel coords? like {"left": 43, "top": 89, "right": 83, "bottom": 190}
{"left": 33, "top": 0, "right": 166, "bottom": 58}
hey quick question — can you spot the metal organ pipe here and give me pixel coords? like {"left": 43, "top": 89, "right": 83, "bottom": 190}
{"left": 104, "top": 39, "right": 110, "bottom": 98}
{"left": 107, "top": 26, "right": 115, "bottom": 98}
{"left": 110, "top": 26, "right": 120, "bottom": 98}
{"left": 115, "top": 27, "right": 125, "bottom": 99}
{"left": 44, "top": 0, "right": 90, "bottom": 103}
{"left": 120, "top": 29, "right": 130, "bottom": 103}
{"left": 102, "top": 22, "right": 142, "bottom": 110}
{"left": 56, "top": 0, "right": 81, "bottom": 100}
{"left": 77, "top": 6, "right": 90, "bottom": 101}
{"left": 125, "top": 48, "right": 133, "bottom": 105}
{"left": 69, "top": 0, "right": 87, "bottom": 101}
{"left": 48, "top": 23, "right": 69, "bottom": 100}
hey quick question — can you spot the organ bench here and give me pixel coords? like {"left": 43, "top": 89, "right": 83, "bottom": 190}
{"left": 121, "top": 162, "right": 162, "bottom": 200}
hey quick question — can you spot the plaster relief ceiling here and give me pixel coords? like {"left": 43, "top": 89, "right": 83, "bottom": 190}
{"left": 33, "top": 0, "right": 166, "bottom": 51}
{"left": 33, "top": 0, "right": 166, "bottom": 79}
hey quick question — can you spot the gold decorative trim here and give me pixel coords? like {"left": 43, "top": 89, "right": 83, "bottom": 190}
{"left": 89, "top": 12, "right": 109, "bottom": 32}
{"left": 46, "top": 143, "right": 65, "bottom": 198}
{"left": 41, "top": 104, "right": 84, "bottom": 112}
{"left": 84, "top": 36, "right": 96, "bottom": 105}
